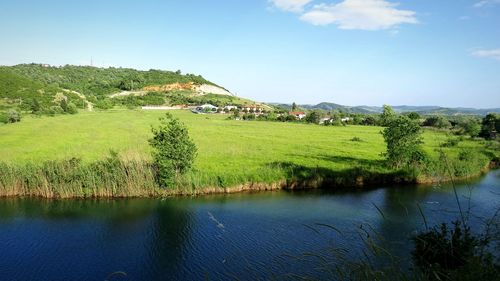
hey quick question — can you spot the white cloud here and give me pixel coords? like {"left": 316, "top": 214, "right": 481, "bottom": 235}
{"left": 471, "top": 49, "right": 500, "bottom": 60}
{"left": 473, "top": 0, "right": 500, "bottom": 8}
{"left": 269, "top": 0, "right": 313, "bottom": 13}
{"left": 299, "top": 0, "right": 418, "bottom": 30}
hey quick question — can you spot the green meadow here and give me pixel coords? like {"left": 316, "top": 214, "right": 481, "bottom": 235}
{"left": 0, "top": 109, "right": 494, "bottom": 197}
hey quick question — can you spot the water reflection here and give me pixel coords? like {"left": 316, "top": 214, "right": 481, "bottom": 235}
{"left": 0, "top": 171, "right": 497, "bottom": 280}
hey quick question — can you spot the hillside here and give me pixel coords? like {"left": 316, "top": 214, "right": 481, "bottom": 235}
{"left": 273, "top": 102, "right": 500, "bottom": 116}
{"left": 0, "top": 63, "right": 260, "bottom": 117}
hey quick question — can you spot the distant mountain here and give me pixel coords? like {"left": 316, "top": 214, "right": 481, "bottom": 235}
{"left": 271, "top": 102, "right": 500, "bottom": 116}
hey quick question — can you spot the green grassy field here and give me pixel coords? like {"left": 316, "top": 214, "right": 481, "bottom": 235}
{"left": 0, "top": 109, "right": 492, "bottom": 193}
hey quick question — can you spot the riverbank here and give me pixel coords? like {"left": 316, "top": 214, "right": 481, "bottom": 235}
{"left": 0, "top": 155, "right": 496, "bottom": 198}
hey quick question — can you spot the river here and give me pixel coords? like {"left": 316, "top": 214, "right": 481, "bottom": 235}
{"left": 0, "top": 171, "right": 499, "bottom": 280}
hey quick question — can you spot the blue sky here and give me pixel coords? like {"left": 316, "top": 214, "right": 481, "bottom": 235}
{"left": 0, "top": 0, "right": 499, "bottom": 108}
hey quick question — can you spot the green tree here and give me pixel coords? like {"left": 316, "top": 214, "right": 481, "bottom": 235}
{"left": 305, "top": 111, "right": 321, "bottom": 124}
{"left": 291, "top": 102, "right": 299, "bottom": 111}
{"left": 380, "top": 104, "right": 396, "bottom": 126}
{"left": 457, "top": 118, "right": 481, "bottom": 137}
{"left": 363, "top": 116, "right": 378, "bottom": 126}
{"left": 406, "top": 112, "right": 421, "bottom": 120}
{"left": 382, "top": 116, "right": 426, "bottom": 169}
{"left": 479, "top": 113, "right": 499, "bottom": 140}
{"left": 149, "top": 113, "right": 197, "bottom": 187}
{"left": 424, "top": 116, "right": 451, "bottom": 129}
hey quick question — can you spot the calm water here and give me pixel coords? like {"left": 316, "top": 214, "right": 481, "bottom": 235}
{"left": 0, "top": 171, "right": 499, "bottom": 281}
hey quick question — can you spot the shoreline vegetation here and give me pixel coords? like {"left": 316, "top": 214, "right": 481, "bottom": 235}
{"left": 0, "top": 152, "right": 496, "bottom": 199}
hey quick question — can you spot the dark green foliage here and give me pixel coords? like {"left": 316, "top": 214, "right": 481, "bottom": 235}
{"left": 406, "top": 112, "right": 421, "bottom": 120}
{"left": 424, "top": 116, "right": 452, "bottom": 129}
{"left": 66, "top": 102, "right": 78, "bottom": 114}
{"left": 149, "top": 113, "right": 197, "bottom": 188}
{"left": 291, "top": 102, "right": 299, "bottom": 111}
{"left": 242, "top": 113, "right": 256, "bottom": 120}
{"left": 412, "top": 221, "right": 498, "bottom": 281}
{"left": 305, "top": 111, "right": 322, "bottom": 124}
{"left": 382, "top": 116, "right": 426, "bottom": 169}
{"left": 5, "top": 64, "right": 214, "bottom": 98}
{"left": 350, "top": 137, "right": 362, "bottom": 142}
{"left": 0, "top": 64, "right": 219, "bottom": 116}
{"left": 285, "top": 114, "right": 297, "bottom": 122}
{"left": 456, "top": 118, "right": 481, "bottom": 137}
{"left": 480, "top": 113, "right": 499, "bottom": 140}
{"left": 363, "top": 116, "right": 378, "bottom": 126}
{"left": 379, "top": 104, "right": 397, "bottom": 126}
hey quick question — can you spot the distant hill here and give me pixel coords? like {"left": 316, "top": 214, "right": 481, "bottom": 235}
{"left": 0, "top": 63, "right": 263, "bottom": 115}
{"left": 272, "top": 102, "right": 500, "bottom": 116}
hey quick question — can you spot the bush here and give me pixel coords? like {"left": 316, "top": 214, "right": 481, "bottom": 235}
{"left": 242, "top": 113, "right": 255, "bottom": 120}
{"left": 66, "top": 102, "right": 78, "bottom": 114}
{"left": 95, "top": 99, "right": 113, "bottom": 110}
{"left": 7, "top": 110, "right": 21, "bottom": 123}
{"left": 382, "top": 116, "right": 427, "bottom": 169}
{"left": 424, "top": 116, "right": 451, "bottom": 129}
{"left": 350, "top": 137, "right": 362, "bottom": 142}
{"left": 149, "top": 113, "right": 197, "bottom": 188}
{"left": 412, "top": 221, "right": 497, "bottom": 281}
{"left": 46, "top": 106, "right": 64, "bottom": 116}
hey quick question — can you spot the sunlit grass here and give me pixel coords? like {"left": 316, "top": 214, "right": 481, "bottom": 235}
{"left": 0, "top": 109, "right": 493, "bottom": 196}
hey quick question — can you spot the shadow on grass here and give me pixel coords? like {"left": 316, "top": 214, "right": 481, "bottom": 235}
{"left": 267, "top": 161, "right": 416, "bottom": 190}
{"left": 288, "top": 154, "right": 386, "bottom": 167}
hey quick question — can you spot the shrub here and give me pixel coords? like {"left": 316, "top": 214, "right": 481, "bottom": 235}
{"left": 95, "top": 99, "right": 113, "bottom": 110}
{"left": 46, "top": 106, "right": 64, "bottom": 116}
{"left": 350, "top": 137, "right": 362, "bottom": 142}
{"left": 149, "top": 113, "right": 197, "bottom": 188}
{"left": 382, "top": 116, "right": 427, "bottom": 169}
{"left": 66, "top": 102, "right": 78, "bottom": 114}
{"left": 412, "top": 221, "right": 497, "bottom": 281}
{"left": 424, "top": 116, "right": 452, "bottom": 129}
{"left": 7, "top": 110, "right": 21, "bottom": 123}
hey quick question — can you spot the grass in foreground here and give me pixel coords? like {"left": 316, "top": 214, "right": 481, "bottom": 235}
{"left": 0, "top": 110, "right": 496, "bottom": 197}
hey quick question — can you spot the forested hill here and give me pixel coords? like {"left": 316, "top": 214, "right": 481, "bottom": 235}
{"left": 1, "top": 63, "right": 217, "bottom": 98}
{"left": 0, "top": 63, "right": 249, "bottom": 118}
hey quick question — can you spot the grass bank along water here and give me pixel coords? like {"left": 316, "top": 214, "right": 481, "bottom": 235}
{"left": 0, "top": 110, "right": 497, "bottom": 198}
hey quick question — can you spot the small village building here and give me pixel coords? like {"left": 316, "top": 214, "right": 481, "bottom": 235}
{"left": 223, "top": 105, "right": 238, "bottom": 111}
{"left": 319, "top": 117, "right": 332, "bottom": 124}
{"left": 241, "top": 105, "right": 263, "bottom": 113}
{"left": 289, "top": 111, "right": 306, "bottom": 120}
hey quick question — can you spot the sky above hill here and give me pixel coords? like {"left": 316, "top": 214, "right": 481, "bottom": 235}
{"left": 1, "top": 0, "right": 499, "bottom": 108}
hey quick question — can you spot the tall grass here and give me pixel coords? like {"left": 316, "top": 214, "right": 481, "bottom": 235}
{"left": 0, "top": 152, "right": 159, "bottom": 198}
